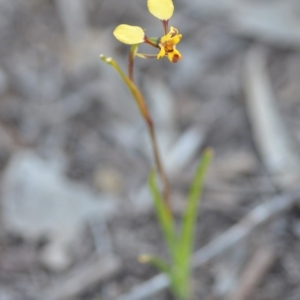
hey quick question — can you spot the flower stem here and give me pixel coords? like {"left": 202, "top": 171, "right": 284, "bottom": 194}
{"left": 129, "top": 45, "right": 139, "bottom": 81}
{"left": 100, "top": 53, "right": 172, "bottom": 215}
{"left": 162, "top": 20, "right": 169, "bottom": 35}
{"left": 144, "top": 36, "right": 159, "bottom": 48}
{"left": 147, "top": 117, "right": 171, "bottom": 214}
{"left": 128, "top": 51, "right": 172, "bottom": 214}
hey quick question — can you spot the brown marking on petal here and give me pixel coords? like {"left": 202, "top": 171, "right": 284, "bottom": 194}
{"left": 165, "top": 43, "right": 173, "bottom": 52}
{"left": 172, "top": 54, "right": 181, "bottom": 63}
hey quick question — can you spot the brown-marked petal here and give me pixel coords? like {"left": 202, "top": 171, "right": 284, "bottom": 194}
{"left": 167, "top": 49, "right": 182, "bottom": 63}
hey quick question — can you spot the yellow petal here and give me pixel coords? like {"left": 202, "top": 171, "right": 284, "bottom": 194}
{"left": 113, "top": 25, "right": 145, "bottom": 45}
{"left": 147, "top": 0, "right": 174, "bottom": 20}
{"left": 169, "top": 34, "right": 182, "bottom": 45}
{"left": 167, "top": 48, "right": 182, "bottom": 63}
{"left": 160, "top": 27, "right": 181, "bottom": 44}
{"left": 160, "top": 32, "right": 172, "bottom": 44}
{"left": 157, "top": 47, "right": 166, "bottom": 59}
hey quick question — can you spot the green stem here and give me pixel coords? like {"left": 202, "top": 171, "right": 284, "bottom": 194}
{"left": 128, "top": 49, "right": 171, "bottom": 214}
{"left": 100, "top": 54, "right": 172, "bottom": 215}
{"left": 128, "top": 45, "right": 138, "bottom": 81}
{"left": 147, "top": 117, "right": 172, "bottom": 215}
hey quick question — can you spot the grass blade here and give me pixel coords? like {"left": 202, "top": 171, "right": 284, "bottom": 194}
{"left": 179, "top": 148, "right": 213, "bottom": 260}
{"left": 174, "top": 148, "right": 213, "bottom": 299}
{"left": 138, "top": 254, "right": 171, "bottom": 275}
{"left": 148, "top": 170, "right": 175, "bottom": 253}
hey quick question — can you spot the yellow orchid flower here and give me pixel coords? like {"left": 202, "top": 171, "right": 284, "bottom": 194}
{"left": 113, "top": 0, "right": 182, "bottom": 63}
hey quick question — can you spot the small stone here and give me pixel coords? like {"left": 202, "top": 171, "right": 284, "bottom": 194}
{"left": 93, "top": 167, "right": 122, "bottom": 194}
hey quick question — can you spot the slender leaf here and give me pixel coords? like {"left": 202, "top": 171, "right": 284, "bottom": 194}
{"left": 138, "top": 254, "right": 171, "bottom": 275}
{"left": 172, "top": 148, "right": 213, "bottom": 299}
{"left": 178, "top": 148, "right": 213, "bottom": 262}
{"left": 148, "top": 170, "right": 175, "bottom": 253}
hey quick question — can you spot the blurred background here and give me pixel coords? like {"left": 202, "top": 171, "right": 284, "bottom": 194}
{"left": 1, "top": 0, "right": 300, "bottom": 299}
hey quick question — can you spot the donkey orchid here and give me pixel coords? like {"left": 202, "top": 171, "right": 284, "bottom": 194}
{"left": 113, "top": 0, "right": 182, "bottom": 63}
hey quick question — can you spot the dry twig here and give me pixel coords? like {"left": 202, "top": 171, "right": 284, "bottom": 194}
{"left": 230, "top": 245, "right": 276, "bottom": 300}
{"left": 244, "top": 46, "right": 300, "bottom": 188}
{"left": 185, "top": 0, "right": 300, "bottom": 49}
{"left": 44, "top": 255, "right": 121, "bottom": 300}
